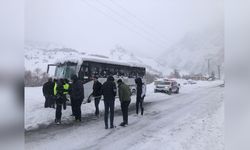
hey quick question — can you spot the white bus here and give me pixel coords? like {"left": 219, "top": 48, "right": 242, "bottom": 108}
{"left": 47, "top": 56, "right": 146, "bottom": 102}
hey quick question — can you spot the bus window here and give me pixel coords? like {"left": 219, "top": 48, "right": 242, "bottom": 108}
{"left": 55, "top": 65, "right": 65, "bottom": 78}
{"left": 109, "top": 67, "right": 115, "bottom": 75}
{"left": 85, "top": 67, "right": 89, "bottom": 77}
{"left": 79, "top": 64, "right": 90, "bottom": 81}
{"left": 129, "top": 71, "right": 136, "bottom": 78}
{"left": 78, "top": 67, "right": 84, "bottom": 80}
{"left": 114, "top": 68, "right": 118, "bottom": 76}
{"left": 65, "top": 65, "right": 77, "bottom": 79}
{"left": 100, "top": 68, "right": 105, "bottom": 77}
{"left": 54, "top": 63, "right": 77, "bottom": 79}
{"left": 90, "top": 65, "right": 100, "bottom": 77}
{"left": 100, "top": 67, "right": 109, "bottom": 77}
{"left": 106, "top": 67, "right": 111, "bottom": 76}
{"left": 125, "top": 67, "right": 130, "bottom": 77}
{"left": 119, "top": 68, "right": 125, "bottom": 77}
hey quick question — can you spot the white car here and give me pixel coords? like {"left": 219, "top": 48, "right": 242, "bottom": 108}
{"left": 154, "top": 79, "right": 180, "bottom": 95}
{"left": 187, "top": 80, "right": 197, "bottom": 84}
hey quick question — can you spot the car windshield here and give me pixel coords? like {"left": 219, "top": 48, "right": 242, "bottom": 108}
{"left": 55, "top": 64, "right": 77, "bottom": 79}
{"left": 155, "top": 81, "right": 171, "bottom": 85}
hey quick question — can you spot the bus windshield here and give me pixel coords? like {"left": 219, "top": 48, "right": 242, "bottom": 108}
{"left": 55, "top": 64, "right": 77, "bottom": 79}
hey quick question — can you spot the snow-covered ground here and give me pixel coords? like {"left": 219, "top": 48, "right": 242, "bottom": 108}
{"left": 25, "top": 80, "right": 224, "bottom": 150}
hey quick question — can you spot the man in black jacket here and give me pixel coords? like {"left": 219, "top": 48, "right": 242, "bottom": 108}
{"left": 92, "top": 76, "right": 102, "bottom": 116}
{"left": 42, "top": 78, "right": 54, "bottom": 108}
{"left": 101, "top": 76, "right": 117, "bottom": 129}
{"left": 69, "top": 75, "right": 84, "bottom": 122}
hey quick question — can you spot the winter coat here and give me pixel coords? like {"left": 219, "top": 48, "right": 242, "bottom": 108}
{"left": 141, "top": 84, "right": 146, "bottom": 98}
{"left": 135, "top": 77, "right": 146, "bottom": 98}
{"left": 118, "top": 82, "right": 131, "bottom": 102}
{"left": 42, "top": 81, "right": 54, "bottom": 96}
{"left": 101, "top": 76, "right": 117, "bottom": 101}
{"left": 54, "top": 81, "right": 66, "bottom": 104}
{"left": 63, "top": 83, "right": 70, "bottom": 95}
{"left": 92, "top": 80, "right": 102, "bottom": 97}
{"left": 69, "top": 80, "right": 84, "bottom": 101}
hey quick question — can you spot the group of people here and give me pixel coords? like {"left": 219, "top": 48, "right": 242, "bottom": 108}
{"left": 43, "top": 75, "right": 84, "bottom": 124}
{"left": 42, "top": 75, "right": 146, "bottom": 128}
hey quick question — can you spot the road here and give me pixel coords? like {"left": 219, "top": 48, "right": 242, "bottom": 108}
{"left": 25, "top": 85, "right": 224, "bottom": 150}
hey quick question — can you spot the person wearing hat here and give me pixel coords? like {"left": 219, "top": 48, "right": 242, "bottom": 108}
{"left": 92, "top": 76, "right": 102, "bottom": 116}
{"left": 117, "top": 79, "right": 132, "bottom": 126}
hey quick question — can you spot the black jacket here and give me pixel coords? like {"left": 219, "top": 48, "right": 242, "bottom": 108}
{"left": 92, "top": 81, "right": 102, "bottom": 97}
{"left": 56, "top": 82, "right": 65, "bottom": 96}
{"left": 69, "top": 80, "right": 84, "bottom": 101}
{"left": 102, "top": 76, "right": 117, "bottom": 101}
{"left": 135, "top": 78, "right": 142, "bottom": 98}
{"left": 42, "top": 81, "right": 54, "bottom": 96}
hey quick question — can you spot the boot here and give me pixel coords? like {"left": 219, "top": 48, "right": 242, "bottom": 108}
{"left": 119, "top": 122, "right": 126, "bottom": 127}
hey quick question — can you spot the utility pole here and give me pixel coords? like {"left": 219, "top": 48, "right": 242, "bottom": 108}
{"left": 206, "top": 58, "right": 211, "bottom": 77}
{"left": 217, "top": 65, "right": 221, "bottom": 79}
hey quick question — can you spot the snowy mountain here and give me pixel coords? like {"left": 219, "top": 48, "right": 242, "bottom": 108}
{"left": 24, "top": 41, "right": 163, "bottom": 76}
{"left": 24, "top": 41, "right": 86, "bottom": 72}
{"left": 110, "top": 46, "right": 164, "bottom": 75}
{"left": 157, "top": 27, "right": 224, "bottom": 76}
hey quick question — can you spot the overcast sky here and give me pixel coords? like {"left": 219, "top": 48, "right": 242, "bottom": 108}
{"left": 25, "top": 0, "right": 223, "bottom": 58}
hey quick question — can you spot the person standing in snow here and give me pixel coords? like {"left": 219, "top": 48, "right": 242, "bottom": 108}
{"left": 54, "top": 79, "right": 65, "bottom": 124}
{"left": 69, "top": 75, "right": 84, "bottom": 122}
{"left": 42, "top": 78, "right": 54, "bottom": 108}
{"left": 135, "top": 77, "right": 146, "bottom": 115}
{"left": 62, "top": 79, "right": 70, "bottom": 110}
{"left": 101, "top": 76, "right": 117, "bottom": 129}
{"left": 117, "top": 79, "right": 131, "bottom": 126}
{"left": 92, "top": 76, "right": 102, "bottom": 117}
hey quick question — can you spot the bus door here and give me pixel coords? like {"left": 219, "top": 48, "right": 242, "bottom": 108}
{"left": 79, "top": 64, "right": 90, "bottom": 83}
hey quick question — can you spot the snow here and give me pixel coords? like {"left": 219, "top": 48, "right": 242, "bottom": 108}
{"left": 24, "top": 42, "right": 161, "bottom": 75}
{"left": 25, "top": 80, "right": 224, "bottom": 150}
{"left": 157, "top": 27, "right": 224, "bottom": 76}
{"left": 25, "top": 86, "right": 132, "bottom": 131}
{"left": 55, "top": 54, "right": 146, "bottom": 68}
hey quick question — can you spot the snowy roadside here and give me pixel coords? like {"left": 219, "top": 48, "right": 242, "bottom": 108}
{"left": 128, "top": 84, "right": 224, "bottom": 150}
{"left": 25, "top": 80, "right": 223, "bottom": 131}
{"left": 25, "top": 81, "right": 224, "bottom": 150}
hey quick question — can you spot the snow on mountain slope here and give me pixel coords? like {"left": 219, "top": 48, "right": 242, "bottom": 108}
{"left": 25, "top": 41, "right": 86, "bottom": 72}
{"left": 25, "top": 41, "right": 164, "bottom": 76}
{"left": 157, "top": 27, "right": 224, "bottom": 76}
{"left": 110, "top": 46, "right": 165, "bottom": 75}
